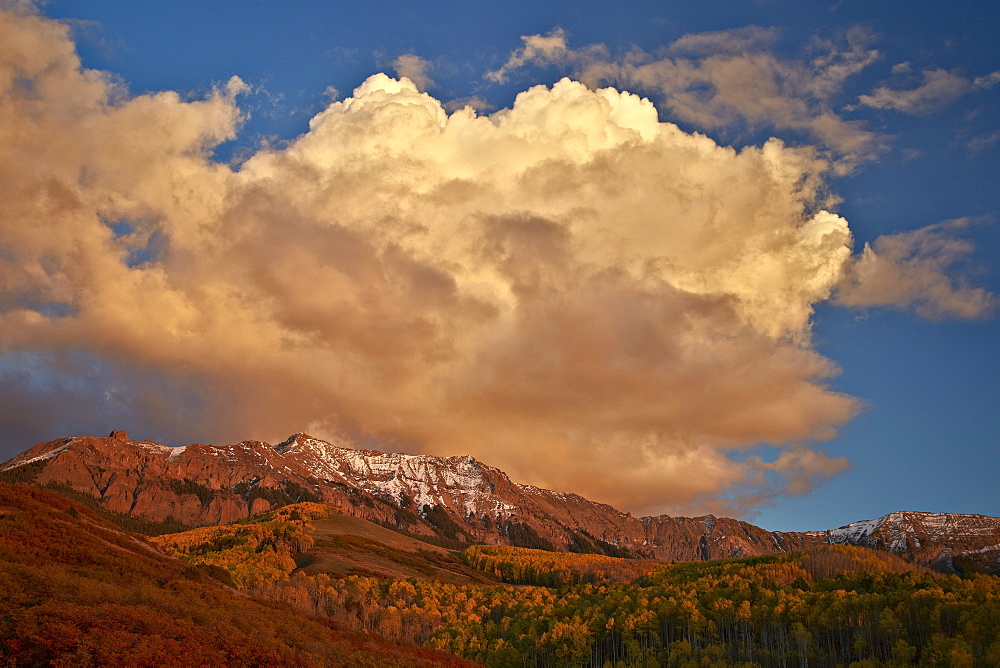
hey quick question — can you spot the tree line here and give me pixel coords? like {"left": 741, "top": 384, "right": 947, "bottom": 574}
{"left": 155, "top": 502, "right": 1000, "bottom": 666}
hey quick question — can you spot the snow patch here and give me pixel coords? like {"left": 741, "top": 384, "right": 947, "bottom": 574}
{"left": 1, "top": 443, "right": 72, "bottom": 470}
{"left": 828, "top": 516, "right": 885, "bottom": 544}
{"left": 268, "top": 434, "right": 519, "bottom": 515}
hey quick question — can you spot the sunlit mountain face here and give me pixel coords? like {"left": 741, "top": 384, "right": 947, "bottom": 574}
{"left": 6, "top": 430, "right": 1000, "bottom": 573}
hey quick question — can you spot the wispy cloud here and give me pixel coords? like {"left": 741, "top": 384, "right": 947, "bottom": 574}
{"left": 968, "top": 130, "right": 1000, "bottom": 153}
{"left": 857, "top": 68, "right": 968, "bottom": 114}
{"left": 835, "top": 219, "right": 996, "bottom": 319}
{"left": 854, "top": 65, "right": 1000, "bottom": 115}
{"left": 485, "top": 26, "right": 884, "bottom": 168}
{"left": 392, "top": 53, "right": 435, "bottom": 91}
{"left": 485, "top": 27, "right": 582, "bottom": 83}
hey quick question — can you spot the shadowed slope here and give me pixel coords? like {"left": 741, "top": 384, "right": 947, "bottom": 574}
{"left": 0, "top": 483, "right": 472, "bottom": 667}
{"left": 300, "top": 514, "right": 498, "bottom": 584}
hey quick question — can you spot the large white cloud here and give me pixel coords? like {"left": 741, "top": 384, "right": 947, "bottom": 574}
{"left": 0, "top": 8, "right": 991, "bottom": 515}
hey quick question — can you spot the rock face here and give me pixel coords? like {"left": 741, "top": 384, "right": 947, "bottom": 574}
{"left": 827, "top": 511, "right": 1000, "bottom": 573}
{"left": 3, "top": 432, "right": 999, "bottom": 570}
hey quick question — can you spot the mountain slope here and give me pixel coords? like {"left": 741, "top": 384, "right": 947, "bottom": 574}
{"left": 829, "top": 511, "right": 1000, "bottom": 573}
{"left": 4, "top": 430, "right": 1000, "bottom": 570}
{"left": 150, "top": 502, "right": 497, "bottom": 586}
{"left": 0, "top": 482, "right": 471, "bottom": 667}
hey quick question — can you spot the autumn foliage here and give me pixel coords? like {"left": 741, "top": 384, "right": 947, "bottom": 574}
{"left": 463, "top": 544, "right": 664, "bottom": 586}
{"left": 0, "top": 483, "right": 470, "bottom": 667}
{"left": 8, "top": 482, "right": 1000, "bottom": 667}
{"left": 159, "top": 501, "right": 1000, "bottom": 666}
{"left": 151, "top": 502, "right": 333, "bottom": 587}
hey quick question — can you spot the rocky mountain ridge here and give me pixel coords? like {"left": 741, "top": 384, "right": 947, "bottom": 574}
{"left": 3, "top": 430, "right": 999, "bottom": 571}
{"left": 829, "top": 511, "right": 1000, "bottom": 572}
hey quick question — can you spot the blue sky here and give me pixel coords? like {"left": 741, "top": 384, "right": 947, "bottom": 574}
{"left": 1, "top": 0, "right": 997, "bottom": 531}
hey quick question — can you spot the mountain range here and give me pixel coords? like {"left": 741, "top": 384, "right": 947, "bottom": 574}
{"left": 3, "top": 430, "right": 999, "bottom": 573}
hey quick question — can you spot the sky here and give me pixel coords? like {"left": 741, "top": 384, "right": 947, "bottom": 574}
{"left": 0, "top": 0, "right": 997, "bottom": 532}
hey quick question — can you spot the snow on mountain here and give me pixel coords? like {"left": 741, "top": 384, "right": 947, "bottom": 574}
{"left": 827, "top": 511, "right": 1000, "bottom": 562}
{"left": 274, "top": 433, "right": 516, "bottom": 515}
{"left": 829, "top": 517, "right": 884, "bottom": 544}
{"left": 3, "top": 430, "right": 1000, "bottom": 570}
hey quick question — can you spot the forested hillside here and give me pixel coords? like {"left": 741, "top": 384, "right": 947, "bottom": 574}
{"left": 156, "top": 501, "right": 1000, "bottom": 666}
{"left": 0, "top": 484, "right": 470, "bottom": 667}
{"left": 5, "top": 484, "right": 998, "bottom": 666}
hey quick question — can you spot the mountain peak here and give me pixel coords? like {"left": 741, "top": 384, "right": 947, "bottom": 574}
{"left": 4, "top": 432, "right": 1000, "bottom": 571}
{"left": 274, "top": 432, "right": 362, "bottom": 455}
{"left": 275, "top": 433, "right": 316, "bottom": 453}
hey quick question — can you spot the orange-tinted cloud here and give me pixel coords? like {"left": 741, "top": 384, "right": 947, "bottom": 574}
{"left": 392, "top": 54, "right": 435, "bottom": 91}
{"left": 486, "top": 26, "right": 883, "bottom": 168}
{"left": 835, "top": 220, "right": 996, "bottom": 319}
{"left": 854, "top": 66, "right": 1000, "bottom": 115}
{"left": 0, "top": 8, "right": 991, "bottom": 516}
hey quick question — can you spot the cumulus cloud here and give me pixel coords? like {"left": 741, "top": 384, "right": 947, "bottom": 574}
{"left": 392, "top": 53, "right": 435, "bottom": 91}
{"left": 0, "top": 9, "right": 991, "bottom": 515}
{"left": 835, "top": 220, "right": 996, "bottom": 319}
{"left": 485, "top": 26, "right": 883, "bottom": 167}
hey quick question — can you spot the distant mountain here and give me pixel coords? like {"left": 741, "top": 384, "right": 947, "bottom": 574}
{"left": 828, "top": 511, "right": 1000, "bottom": 573}
{"left": 3, "top": 430, "right": 999, "bottom": 571}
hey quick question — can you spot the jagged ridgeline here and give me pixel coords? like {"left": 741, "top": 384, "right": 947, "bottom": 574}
{"left": 4, "top": 430, "right": 1000, "bottom": 573}
{"left": 149, "top": 501, "right": 1000, "bottom": 666}
{"left": 5, "top": 470, "right": 1000, "bottom": 665}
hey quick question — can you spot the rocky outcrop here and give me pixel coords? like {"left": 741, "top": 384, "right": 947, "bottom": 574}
{"left": 3, "top": 431, "right": 998, "bottom": 570}
{"left": 827, "top": 511, "right": 1000, "bottom": 573}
